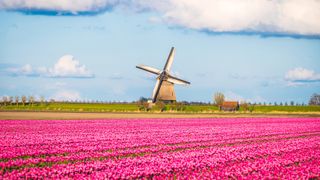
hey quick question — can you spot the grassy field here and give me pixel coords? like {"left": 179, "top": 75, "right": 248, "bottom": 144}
{"left": 0, "top": 103, "right": 139, "bottom": 112}
{"left": 0, "top": 103, "right": 220, "bottom": 113}
{"left": 0, "top": 102, "right": 319, "bottom": 114}
{"left": 253, "top": 105, "right": 320, "bottom": 112}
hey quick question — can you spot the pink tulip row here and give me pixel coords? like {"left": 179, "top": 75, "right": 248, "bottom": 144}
{"left": 1, "top": 118, "right": 316, "bottom": 159}
{"left": 3, "top": 135, "right": 319, "bottom": 179}
{"left": 1, "top": 130, "right": 318, "bottom": 171}
{"left": 1, "top": 118, "right": 319, "bottom": 179}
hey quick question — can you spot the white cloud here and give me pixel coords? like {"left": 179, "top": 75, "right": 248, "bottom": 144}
{"left": 0, "top": 0, "right": 118, "bottom": 14}
{"left": 51, "top": 90, "right": 81, "bottom": 101}
{"left": 7, "top": 55, "right": 94, "bottom": 78}
{"left": 7, "top": 64, "right": 35, "bottom": 76}
{"left": 135, "top": 0, "right": 320, "bottom": 36}
{"left": 48, "top": 55, "right": 94, "bottom": 78}
{"left": 285, "top": 81, "right": 307, "bottom": 87}
{"left": 285, "top": 68, "right": 320, "bottom": 82}
{"left": 1, "top": 0, "right": 319, "bottom": 36}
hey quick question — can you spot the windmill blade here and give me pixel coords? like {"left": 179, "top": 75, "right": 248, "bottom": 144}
{"left": 167, "top": 75, "right": 190, "bottom": 85}
{"left": 163, "top": 47, "right": 175, "bottom": 72}
{"left": 152, "top": 78, "right": 163, "bottom": 103}
{"left": 136, "top": 65, "right": 161, "bottom": 75}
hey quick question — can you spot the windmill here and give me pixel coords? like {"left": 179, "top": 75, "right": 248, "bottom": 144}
{"left": 136, "top": 47, "right": 190, "bottom": 103}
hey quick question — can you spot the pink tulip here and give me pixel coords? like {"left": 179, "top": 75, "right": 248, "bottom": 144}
{"left": 0, "top": 118, "right": 319, "bottom": 178}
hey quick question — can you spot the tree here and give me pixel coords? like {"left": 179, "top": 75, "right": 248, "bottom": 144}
{"left": 138, "top": 97, "right": 148, "bottom": 103}
{"left": 15, "top": 96, "right": 19, "bottom": 106}
{"left": 309, "top": 93, "right": 320, "bottom": 105}
{"left": 9, "top": 96, "right": 13, "bottom": 105}
{"left": 213, "top": 92, "right": 225, "bottom": 106}
{"left": 137, "top": 97, "right": 147, "bottom": 110}
{"left": 21, "top": 96, "right": 27, "bottom": 106}
{"left": 40, "top": 96, "right": 45, "bottom": 105}
{"left": 241, "top": 102, "right": 249, "bottom": 111}
{"left": 175, "top": 102, "right": 185, "bottom": 111}
{"left": 29, "top": 96, "right": 34, "bottom": 106}
{"left": 2, "top": 96, "right": 8, "bottom": 106}
{"left": 248, "top": 104, "right": 255, "bottom": 112}
{"left": 290, "top": 101, "right": 295, "bottom": 106}
{"left": 155, "top": 101, "right": 166, "bottom": 112}
{"left": 142, "top": 102, "right": 150, "bottom": 111}
{"left": 137, "top": 97, "right": 151, "bottom": 111}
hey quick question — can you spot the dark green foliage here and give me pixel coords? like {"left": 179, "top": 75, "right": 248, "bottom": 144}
{"left": 309, "top": 93, "right": 320, "bottom": 105}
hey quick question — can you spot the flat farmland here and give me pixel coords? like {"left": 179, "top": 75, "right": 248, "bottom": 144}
{"left": 1, "top": 118, "right": 319, "bottom": 179}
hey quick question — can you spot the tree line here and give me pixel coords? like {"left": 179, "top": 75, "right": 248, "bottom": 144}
{"left": 213, "top": 92, "right": 320, "bottom": 106}
{"left": 0, "top": 96, "right": 44, "bottom": 106}
{"left": 1, "top": 93, "right": 320, "bottom": 106}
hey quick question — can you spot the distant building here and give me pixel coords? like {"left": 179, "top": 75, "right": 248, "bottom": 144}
{"left": 219, "top": 101, "right": 239, "bottom": 111}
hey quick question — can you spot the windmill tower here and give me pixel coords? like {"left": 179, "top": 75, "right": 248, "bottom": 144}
{"left": 136, "top": 47, "right": 190, "bottom": 103}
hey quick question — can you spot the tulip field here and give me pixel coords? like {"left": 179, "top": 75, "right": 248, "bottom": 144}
{"left": 1, "top": 118, "right": 320, "bottom": 179}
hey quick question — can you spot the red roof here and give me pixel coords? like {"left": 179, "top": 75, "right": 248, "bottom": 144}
{"left": 221, "top": 101, "right": 239, "bottom": 108}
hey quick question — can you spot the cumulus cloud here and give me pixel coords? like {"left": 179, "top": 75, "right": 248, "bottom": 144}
{"left": 1, "top": 0, "right": 319, "bottom": 36}
{"left": 6, "top": 55, "right": 94, "bottom": 78}
{"left": 138, "top": 0, "right": 320, "bottom": 36}
{"left": 285, "top": 68, "right": 320, "bottom": 82}
{"left": 48, "top": 55, "right": 94, "bottom": 78}
{"left": 0, "top": 0, "right": 118, "bottom": 15}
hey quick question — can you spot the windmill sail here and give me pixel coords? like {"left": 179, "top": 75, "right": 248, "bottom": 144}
{"left": 163, "top": 47, "right": 175, "bottom": 71}
{"left": 152, "top": 78, "right": 163, "bottom": 103}
{"left": 136, "top": 65, "right": 161, "bottom": 75}
{"left": 167, "top": 75, "right": 190, "bottom": 85}
{"left": 136, "top": 47, "right": 190, "bottom": 103}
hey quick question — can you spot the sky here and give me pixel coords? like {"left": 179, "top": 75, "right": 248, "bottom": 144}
{"left": 0, "top": 0, "right": 320, "bottom": 104}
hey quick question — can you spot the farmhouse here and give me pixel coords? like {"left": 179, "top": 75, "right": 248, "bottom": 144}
{"left": 219, "top": 101, "right": 239, "bottom": 111}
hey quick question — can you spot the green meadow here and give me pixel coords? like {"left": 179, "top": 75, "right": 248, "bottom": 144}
{"left": 1, "top": 102, "right": 319, "bottom": 114}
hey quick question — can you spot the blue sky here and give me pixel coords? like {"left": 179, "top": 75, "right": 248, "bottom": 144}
{"left": 0, "top": 0, "right": 320, "bottom": 103}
